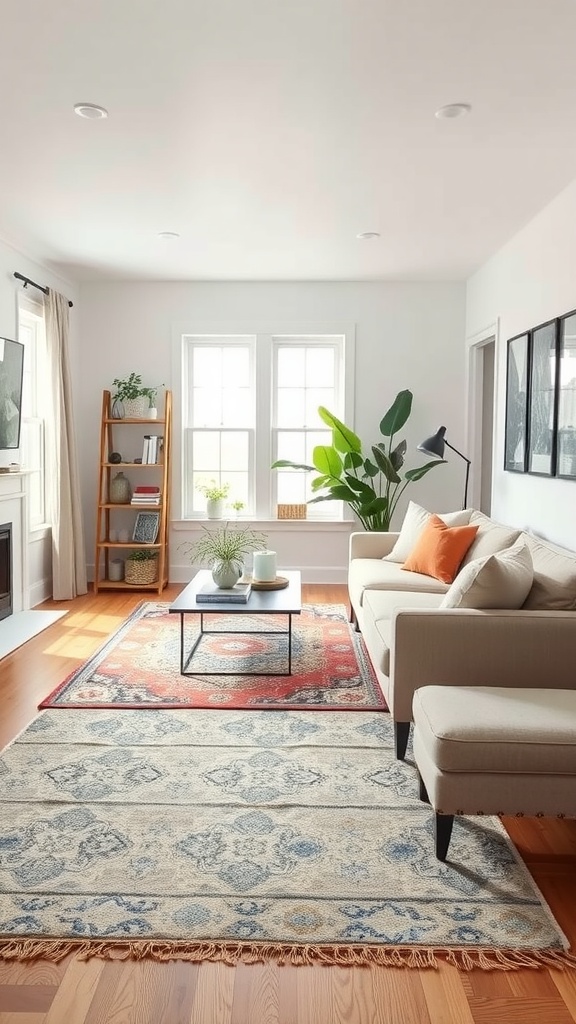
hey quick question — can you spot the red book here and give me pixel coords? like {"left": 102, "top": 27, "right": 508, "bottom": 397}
{"left": 134, "top": 485, "right": 160, "bottom": 493}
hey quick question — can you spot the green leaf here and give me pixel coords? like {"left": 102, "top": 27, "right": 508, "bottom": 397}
{"left": 362, "top": 458, "right": 379, "bottom": 478}
{"left": 389, "top": 439, "right": 407, "bottom": 472}
{"left": 404, "top": 460, "right": 446, "bottom": 481}
{"left": 318, "top": 407, "right": 362, "bottom": 454}
{"left": 344, "top": 450, "right": 363, "bottom": 470}
{"left": 311, "top": 475, "right": 330, "bottom": 491}
{"left": 358, "top": 495, "right": 389, "bottom": 516}
{"left": 371, "top": 445, "right": 401, "bottom": 483}
{"left": 379, "top": 390, "right": 413, "bottom": 437}
{"left": 318, "top": 483, "right": 359, "bottom": 503}
{"left": 271, "top": 459, "right": 315, "bottom": 471}
{"left": 312, "top": 445, "right": 343, "bottom": 477}
{"left": 345, "top": 475, "right": 377, "bottom": 498}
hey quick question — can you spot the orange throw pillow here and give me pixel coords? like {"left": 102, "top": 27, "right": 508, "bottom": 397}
{"left": 402, "top": 514, "right": 479, "bottom": 584}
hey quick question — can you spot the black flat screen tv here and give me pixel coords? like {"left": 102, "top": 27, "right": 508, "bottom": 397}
{"left": 0, "top": 337, "right": 24, "bottom": 450}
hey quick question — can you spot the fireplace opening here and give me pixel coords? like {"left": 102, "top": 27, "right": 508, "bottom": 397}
{"left": 0, "top": 522, "right": 12, "bottom": 621}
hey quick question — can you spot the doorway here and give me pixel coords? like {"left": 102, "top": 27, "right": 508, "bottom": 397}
{"left": 467, "top": 331, "right": 496, "bottom": 514}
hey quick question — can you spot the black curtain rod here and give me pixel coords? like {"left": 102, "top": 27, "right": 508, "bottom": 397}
{"left": 13, "top": 271, "right": 73, "bottom": 308}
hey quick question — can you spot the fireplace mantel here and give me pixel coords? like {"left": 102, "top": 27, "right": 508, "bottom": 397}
{"left": 0, "top": 472, "right": 30, "bottom": 613}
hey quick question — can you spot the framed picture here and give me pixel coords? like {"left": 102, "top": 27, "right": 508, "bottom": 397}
{"left": 557, "top": 309, "right": 576, "bottom": 479}
{"left": 132, "top": 511, "right": 160, "bottom": 544}
{"left": 504, "top": 333, "right": 529, "bottom": 472}
{"left": 527, "top": 319, "right": 558, "bottom": 476}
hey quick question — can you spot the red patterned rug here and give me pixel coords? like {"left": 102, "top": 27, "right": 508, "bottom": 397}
{"left": 40, "top": 602, "right": 385, "bottom": 711}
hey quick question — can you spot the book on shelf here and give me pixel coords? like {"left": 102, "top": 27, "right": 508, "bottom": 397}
{"left": 141, "top": 435, "right": 164, "bottom": 464}
{"left": 196, "top": 581, "right": 252, "bottom": 604}
{"left": 134, "top": 485, "right": 161, "bottom": 493}
{"left": 131, "top": 497, "right": 161, "bottom": 505}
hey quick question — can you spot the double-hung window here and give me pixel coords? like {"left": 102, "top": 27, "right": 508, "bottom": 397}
{"left": 181, "top": 327, "right": 352, "bottom": 519}
{"left": 18, "top": 299, "right": 48, "bottom": 529}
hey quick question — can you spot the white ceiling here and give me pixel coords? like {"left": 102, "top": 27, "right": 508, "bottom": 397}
{"left": 2, "top": 0, "right": 576, "bottom": 283}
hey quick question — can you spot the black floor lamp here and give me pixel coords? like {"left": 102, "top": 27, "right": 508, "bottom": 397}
{"left": 417, "top": 427, "right": 471, "bottom": 510}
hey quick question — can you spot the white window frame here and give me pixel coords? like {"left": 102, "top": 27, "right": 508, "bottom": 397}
{"left": 18, "top": 297, "right": 48, "bottom": 530}
{"left": 174, "top": 321, "right": 355, "bottom": 521}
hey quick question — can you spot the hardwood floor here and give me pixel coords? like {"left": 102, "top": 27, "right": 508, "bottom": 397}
{"left": 1, "top": 583, "right": 575, "bottom": 1023}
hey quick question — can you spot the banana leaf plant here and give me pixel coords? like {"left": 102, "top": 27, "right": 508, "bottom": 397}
{"left": 272, "top": 389, "right": 445, "bottom": 531}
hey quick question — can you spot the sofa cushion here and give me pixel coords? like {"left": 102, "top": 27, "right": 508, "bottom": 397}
{"left": 402, "top": 515, "right": 479, "bottom": 584}
{"left": 348, "top": 557, "right": 449, "bottom": 610}
{"left": 460, "top": 510, "right": 521, "bottom": 567}
{"left": 413, "top": 685, "right": 576, "bottom": 775}
{"left": 523, "top": 534, "right": 576, "bottom": 610}
{"left": 383, "top": 501, "right": 473, "bottom": 563}
{"left": 440, "top": 538, "right": 533, "bottom": 610}
{"left": 361, "top": 591, "right": 445, "bottom": 679}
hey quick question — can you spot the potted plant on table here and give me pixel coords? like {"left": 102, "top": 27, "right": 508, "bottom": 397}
{"left": 272, "top": 389, "right": 446, "bottom": 531}
{"left": 111, "top": 374, "right": 163, "bottom": 419}
{"left": 181, "top": 522, "right": 268, "bottom": 588}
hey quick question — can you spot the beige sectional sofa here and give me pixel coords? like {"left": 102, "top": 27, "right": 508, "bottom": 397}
{"left": 348, "top": 505, "right": 576, "bottom": 759}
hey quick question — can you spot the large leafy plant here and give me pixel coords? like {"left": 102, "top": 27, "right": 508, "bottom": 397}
{"left": 272, "top": 389, "right": 445, "bottom": 531}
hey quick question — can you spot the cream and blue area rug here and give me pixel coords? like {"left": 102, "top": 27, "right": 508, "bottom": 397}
{"left": 0, "top": 707, "right": 572, "bottom": 969}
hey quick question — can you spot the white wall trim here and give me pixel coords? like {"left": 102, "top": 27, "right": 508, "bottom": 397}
{"left": 466, "top": 319, "right": 499, "bottom": 509}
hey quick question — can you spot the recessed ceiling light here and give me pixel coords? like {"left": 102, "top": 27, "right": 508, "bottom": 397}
{"left": 157, "top": 231, "right": 180, "bottom": 240}
{"left": 435, "top": 103, "right": 471, "bottom": 120}
{"left": 356, "top": 231, "right": 381, "bottom": 240}
{"left": 74, "top": 103, "right": 108, "bottom": 119}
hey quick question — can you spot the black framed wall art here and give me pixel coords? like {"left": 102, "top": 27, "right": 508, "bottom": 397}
{"left": 504, "top": 332, "right": 529, "bottom": 472}
{"left": 557, "top": 309, "right": 576, "bottom": 479}
{"left": 527, "top": 319, "right": 558, "bottom": 477}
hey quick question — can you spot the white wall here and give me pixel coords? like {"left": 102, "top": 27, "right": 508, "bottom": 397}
{"left": 0, "top": 235, "right": 79, "bottom": 604}
{"left": 466, "top": 178, "right": 576, "bottom": 549}
{"left": 78, "top": 280, "right": 466, "bottom": 582}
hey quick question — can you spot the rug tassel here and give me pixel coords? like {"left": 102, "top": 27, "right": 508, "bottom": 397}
{"left": 0, "top": 939, "right": 576, "bottom": 971}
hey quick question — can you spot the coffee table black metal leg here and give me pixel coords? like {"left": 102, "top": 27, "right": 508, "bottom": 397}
{"left": 288, "top": 613, "right": 292, "bottom": 673}
{"left": 180, "top": 612, "right": 205, "bottom": 674}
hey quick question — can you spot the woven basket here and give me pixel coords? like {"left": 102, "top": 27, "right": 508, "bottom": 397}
{"left": 125, "top": 555, "right": 158, "bottom": 585}
{"left": 277, "top": 503, "right": 307, "bottom": 520}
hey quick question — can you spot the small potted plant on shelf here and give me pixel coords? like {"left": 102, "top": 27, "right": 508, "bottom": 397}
{"left": 181, "top": 522, "right": 267, "bottom": 589}
{"left": 196, "top": 480, "right": 230, "bottom": 519}
{"left": 124, "top": 548, "right": 159, "bottom": 585}
{"left": 230, "top": 499, "right": 245, "bottom": 518}
{"left": 111, "top": 374, "right": 164, "bottom": 419}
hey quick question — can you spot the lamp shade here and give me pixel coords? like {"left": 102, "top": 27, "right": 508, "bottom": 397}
{"left": 417, "top": 426, "right": 447, "bottom": 460}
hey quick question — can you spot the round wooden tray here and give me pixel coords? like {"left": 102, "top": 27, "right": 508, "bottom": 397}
{"left": 250, "top": 575, "right": 289, "bottom": 591}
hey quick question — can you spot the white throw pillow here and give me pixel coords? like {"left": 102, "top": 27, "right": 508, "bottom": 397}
{"left": 383, "top": 501, "right": 473, "bottom": 563}
{"left": 440, "top": 538, "right": 534, "bottom": 610}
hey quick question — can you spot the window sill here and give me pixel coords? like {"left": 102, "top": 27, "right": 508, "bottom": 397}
{"left": 172, "top": 518, "right": 354, "bottom": 532}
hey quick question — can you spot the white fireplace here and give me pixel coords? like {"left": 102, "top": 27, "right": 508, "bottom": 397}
{"left": 0, "top": 473, "right": 29, "bottom": 613}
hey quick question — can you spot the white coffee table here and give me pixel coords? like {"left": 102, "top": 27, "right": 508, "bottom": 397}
{"left": 169, "top": 569, "right": 302, "bottom": 676}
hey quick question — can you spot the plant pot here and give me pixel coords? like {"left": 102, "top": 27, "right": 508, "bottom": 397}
{"left": 125, "top": 556, "right": 158, "bottom": 585}
{"left": 212, "top": 560, "right": 242, "bottom": 589}
{"left": 147, "top": 407, "right": 158, "bottom": 420}
{"left": 206, "top": 498, "right": 224, "bottom": 520}
{"left": 111, "top": 399, "right": 125, "bottom": 419}
{"left": 123, "top": 397, "right": 149, "bottom": 419}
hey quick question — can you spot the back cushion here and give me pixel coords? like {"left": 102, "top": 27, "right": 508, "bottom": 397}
{"left": 523, "top": 534, "right": 576, "bottom": 610}
{"left": 459, "top": 510, "right": 521, "bottom": 567}
{"left": 441, "top": 539, "right": 533, "bottom": 609}
{"left": 383, "top": 501, "right": 473, "bottom": 563}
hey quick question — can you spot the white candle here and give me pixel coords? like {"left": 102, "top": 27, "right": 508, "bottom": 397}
{"left": 253, "top": 550, "right": 277, "bottom": 582}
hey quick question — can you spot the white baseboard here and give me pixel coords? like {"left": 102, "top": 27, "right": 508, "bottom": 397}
{"left": 87, "top": 564, "right": 348, "bottom": 586}
{"left": 29, "top": 577, "right": 53, "bottom": 609}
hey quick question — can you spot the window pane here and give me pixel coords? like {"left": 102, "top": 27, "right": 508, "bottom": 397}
{"left": 193, "top": 387, "right": 222, "bottom": 426}
{"left": 277, "top": 388, "right": 305, "bottom": 427}
{"left": 192, "top": 431, "right": 221, "bottom": 469}
{"left": 277, "top": 431, "right": 306, "bottom": 464}
{"left": 306, "top": 347, "right": 334, "bottom": 385}
{"left": 277, "top": 470, "right": 307, "bottom": 504}
{"left": 222, "top": 347, "right": 250, "bottom": 388}
{"left": 221, "top": 432, "right": 249, "bottom": 468}
{"left": 193, "top": 348, "right": 221, "bottom": 387}
{"left": 305, "top": 389, "right": 334, "bottom": 425}
{"left": 305, "top": 430, "right": 331, "bottom": 463}
{"left": 277, "top": 347, "right": 305, "bottom": 386}
{"left": 221, "top": 388, "right": 252, "bottom": 427}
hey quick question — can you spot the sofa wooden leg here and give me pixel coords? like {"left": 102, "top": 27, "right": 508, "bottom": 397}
{"left": 435, "top": 813, "right": 454, "bottom": 861}
{"left": 418, "top": 772, "right": 430, "bottom": 804}
{"left": 394, "top": 721, "right": 410, "bottom": 760}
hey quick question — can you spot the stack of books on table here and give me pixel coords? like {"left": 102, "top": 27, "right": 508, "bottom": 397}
{"left": 196, "top": 581, "right": 252, "bottom": 604}
{"left": 131, "top": 485, "right": 161, "bottom": 505}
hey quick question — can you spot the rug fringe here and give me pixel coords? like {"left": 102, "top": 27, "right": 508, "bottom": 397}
{"left": 0, "top": 939, "right": 575, "bottom": 971}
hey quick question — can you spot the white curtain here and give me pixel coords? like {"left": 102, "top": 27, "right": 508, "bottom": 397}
{"left": 45, "top": 290, "right": 88, "bottom": 599}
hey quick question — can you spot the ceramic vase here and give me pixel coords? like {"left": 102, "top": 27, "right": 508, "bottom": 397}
{"left": 123, "top": 397, "right": 148, "bottom": 419}
{"left": 109, "top": 471, "right": 132, "bottom": 504}
{"left": 212, "top": 560, "right": 242, "bottom": 589}
{"left": 111, "top": 399, "right": 125, "bottom": 419}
